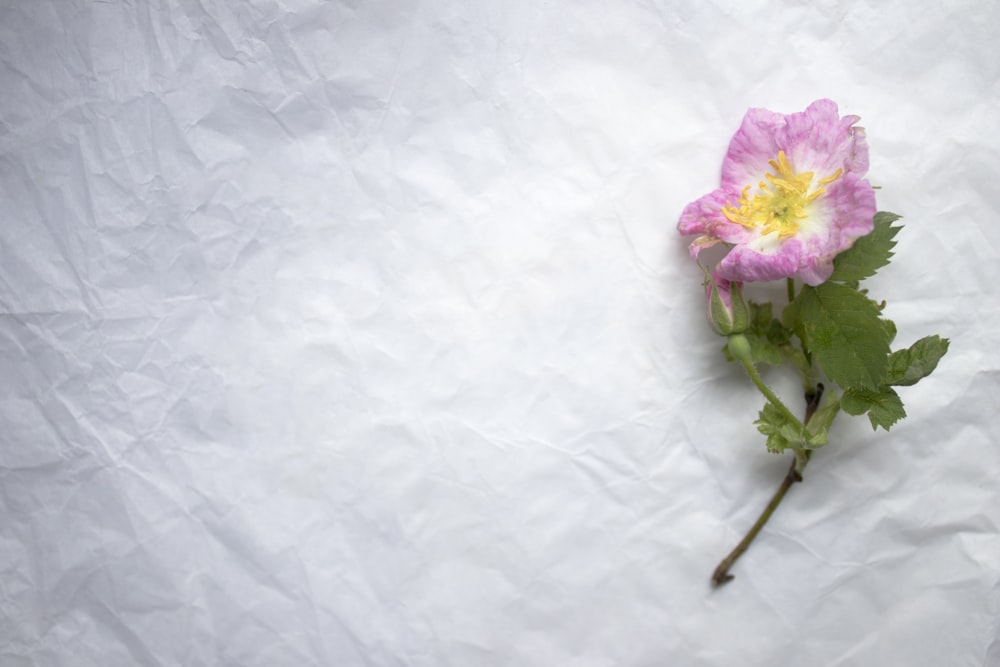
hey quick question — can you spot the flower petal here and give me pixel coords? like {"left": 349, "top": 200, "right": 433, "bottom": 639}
{"left": 720, "top": 108, "right": 785, "bottom": 190}
{"left": 715, "top": 240, "right": 800, "bottom": 284}
{"left": 777, "top": 99, "right": 869, "bottom": 178}
{"left": 678, "top": 188, "right": 730, "bottom": 235}
{"left": 678, "top": 188, "right": 755, "bottom": 243}
{"left": 721, "top": 99, "right": 870, "bottom": 190}
{"left": 823, "top": 173, "right": 877, "bottom": 242}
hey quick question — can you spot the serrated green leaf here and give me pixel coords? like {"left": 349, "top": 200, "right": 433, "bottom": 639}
{"left": 839, "top": 390, "right": 870, "bottom": 416}
{"left": 841, "top": 387, "right": 906, "bottom": 431}
{"left": 755, "top": 402, "right": 798, "bottom": 452}
{"left": 746, "top": 336, "right": 784, "bottom": 367}
{"left": 757, "top": 303, "right": 793, "bottom": 345}
{"left": 795, "top": 283, "right": 891, "bottom": 390}
{"left": 829, "top": 211, "right": 902, "bottom": 282}
{"left": 880, "top": 317, "right": 897, "bottom": 345}
{"left": 755, "top": 398, "right": 834, "bottom": 451}
{"left": 886, "top": 335, "right": 950, "bottom": 386}
{"left": 750, "top": 301, "right": 792, "bottom": 365}
{"left": 786, "top": 346, "right": 813, "bottom": 382}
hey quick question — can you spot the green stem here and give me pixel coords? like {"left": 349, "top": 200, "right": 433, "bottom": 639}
{"left": 738, "top": 358, "right": 803, "bottom": 431}
{"left": 786, "top": 277, "right": 796, "bottom": 304}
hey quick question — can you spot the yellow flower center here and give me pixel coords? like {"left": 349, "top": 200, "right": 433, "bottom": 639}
{"left": 722, "top": 151, "right": 842, "bottom": 238}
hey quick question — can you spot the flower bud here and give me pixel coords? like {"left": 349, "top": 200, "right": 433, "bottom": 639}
{"left": 706, "top": 273, "right": 749, "bottom": 336}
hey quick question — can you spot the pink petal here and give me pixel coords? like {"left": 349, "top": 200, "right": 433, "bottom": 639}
{"left": 721, "top": 99, "right": 870, "bottom": 191}
{"left": 824, "top": 173, "right": 877, "bottom": 242}
{"left": 778, "top": 99, "right": 869, "bottom": 178}
{"left": 678, "top": 188, "right": 755, "bottom": 245}
{"left": 716, "top": 241, "right": 800, "bottom": 284}
{"left": 720, "top": 108, "right": 784, "bottom": 190}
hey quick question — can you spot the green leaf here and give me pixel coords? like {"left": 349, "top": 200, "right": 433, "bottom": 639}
{"left": 841, "top": 387, "right": 907, "bottom": 431}
{"left": 755, "top": 402, "right": 801, "bottom": 452}
{"left": 755, "top": 400, "right": 831, "bottom": 452}
{"left": 806, "top": 389, "right": 840, "bottom": 446}
{"left": 794, "top": 283, "right": 891, "bottom": 390}
{"left": 785, "top": 346, "right": 813, "bottom": 382}
{"left": 781, "top": 292, "right": 808, "bottom": 362}
{"left": 880, "top": 317, "right": 897, "bottom": 345}
{"left": 886, "top": 335, "right": 950, "bottom": 386}
{"left": 759, "top": 303, "right": 793, "bottom": 344}
{"left": 829, "top": 211, "right": 902, "bottom": 282}
{"left": 782, "top": 291, "right": 802, "bottom": 334}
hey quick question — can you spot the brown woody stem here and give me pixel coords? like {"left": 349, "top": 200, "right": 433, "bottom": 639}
{"left": 711, "top": 383, "right": 824, "bottom": 587}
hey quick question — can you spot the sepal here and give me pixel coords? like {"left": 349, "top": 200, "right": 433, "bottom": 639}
{"left": 706, "top": 273, "right": 749, "bottom": 336}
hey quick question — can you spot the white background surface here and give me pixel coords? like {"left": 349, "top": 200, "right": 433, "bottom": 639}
{"left": 2, "top": 1, "right": 999, "bottom": 665}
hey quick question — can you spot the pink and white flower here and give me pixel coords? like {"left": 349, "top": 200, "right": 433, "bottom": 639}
{"left": 678, "top": 99, "right": 876, "bottom": 286}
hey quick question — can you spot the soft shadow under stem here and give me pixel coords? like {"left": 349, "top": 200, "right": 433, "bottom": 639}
{"left": 711, "top": 383, "right": 825, "bottom": 587}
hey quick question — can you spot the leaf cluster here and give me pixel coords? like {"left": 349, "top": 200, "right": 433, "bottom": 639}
{"left": 780, "top": 212, "right": 950, "bottom": 431}
{"left": 754, "top": 401, "right": 833, "bottom": 453}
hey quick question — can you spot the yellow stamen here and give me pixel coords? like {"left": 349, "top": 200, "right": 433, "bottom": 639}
{"left": 722, "top": 151, "right": 842, "bottom": 238}
{"left": 818, "top": 168, "right": 843, "bottom": 185}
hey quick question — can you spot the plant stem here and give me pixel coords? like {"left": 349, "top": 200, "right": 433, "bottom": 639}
{"left": 786, "top": 277, "right": 796, "bottom": 304}
{"left": 739, "top": 358, "right": 803, "bottom": 431}
{"left": 711, "top": 384, "right": 824, "bottom": 587}
{"left": 711, "top": 458, "right": 801, "bottom": 587}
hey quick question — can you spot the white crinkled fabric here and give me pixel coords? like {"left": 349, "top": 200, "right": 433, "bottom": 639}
{"left": 1, "top": 1, "right": 998, "bottom": 665}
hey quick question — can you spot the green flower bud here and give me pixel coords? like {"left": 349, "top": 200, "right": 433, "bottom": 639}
{"left": 707, "top": 275, "right": 749, "bottom": 336}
